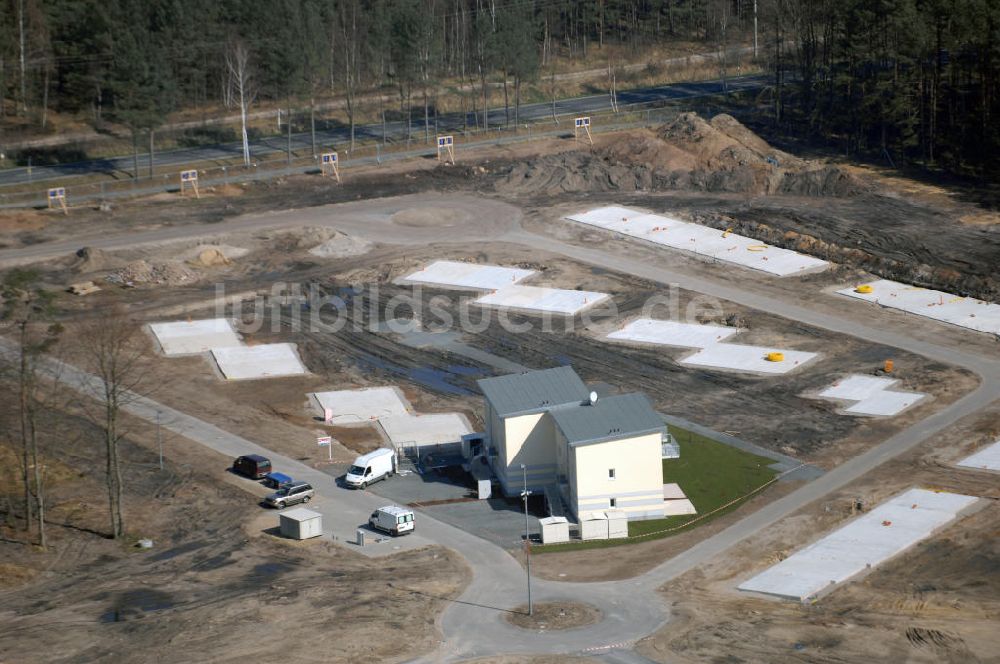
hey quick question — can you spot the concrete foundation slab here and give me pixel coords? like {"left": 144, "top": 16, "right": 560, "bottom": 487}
{"left": 837, "top": 279, "right": 1000, "bottom": 335}
{"left": 738, "top": 488, "right": 980, "bottom": 602}
{"left": 568, "top": 206, "right": 829, "bottom": 277}
{"left": 211, "top": 343, "right": 308, "bottom": 380}
{"left": 811, "top": 374, "right": 926, "bottom": 417}
{"left": 378, "top": 413, "right": 473, "bottom": 447}
{"left": 399, "top": 260, "right": 535, "bottom": 291}
{"left": 663, "top": 498, "right": 697, "bottom": 516}
{"left": 311, "top": 387, "right": 410, "bottom": 424}
{"left": 680, "top": 344, "right": 818, "bottom": 375}
{"left": 608, "top": 319, "right": 738, "bottom": 348}
{"left": 957, "top": 438, "right": 1000, "bottom": 473}
{"left": 149, "top": 318, "right": 242, "bottom": 356}
{"left": 475, "top": 285, "right": 610, "bottom": 315}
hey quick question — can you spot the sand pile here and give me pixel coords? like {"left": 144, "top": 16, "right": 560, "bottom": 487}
{"left": 106, "top": 260, "right": 196, "bottom": 286}
{"left": 495, "top": 113, "right": 871, "bottom": 197}
{"left": 177, "top": 243, "right": 249, "bottom": 266}
{"left": 308, "top": 232, "right": 372, "bottom": 258}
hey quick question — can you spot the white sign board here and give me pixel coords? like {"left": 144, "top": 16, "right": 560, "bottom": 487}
{"left": 316, "top": 436, "right": 332, "bottom": 446}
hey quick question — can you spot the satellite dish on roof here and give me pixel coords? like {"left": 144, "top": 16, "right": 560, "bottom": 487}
{"left": 589, "top": 391, "right": 598, "bottom": 405}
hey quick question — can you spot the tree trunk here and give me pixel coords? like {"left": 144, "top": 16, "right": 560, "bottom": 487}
{"left": 29, "top": 407, "right": 44, "bottom": 549}
{"left": 241, "top": 100, "right": 250, "bottom": 166}
{"left": 132, "top": 130, "right": 139, "bottom": 180}
{"left": 514, "top": 76, "right": 520, "bottom": 132}
{"left": 502, "top": 70, "right": 510, "bottom": 127}
{"left": 105, "top": 399, "right": 124, "bottom": 539}
{"left": 18, "top": 0, "right": 26, "bottom": 115}
{"left": 286, "top": 103, "right": 292, "bottom": 164}
{"left": 41, "top": 67, "right": 49, "bottom": 129}
{"left": 18, "top": 324, "right": 33, "bottom": 533}
{"left": 310, "top": 100, "right": 316, "bottom": 157}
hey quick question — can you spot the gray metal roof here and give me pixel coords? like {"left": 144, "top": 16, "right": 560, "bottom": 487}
{"left": 550, "top": 393, "right": 665, "bottom": 447}
{"left": 477, "top": 366, "right": 590, "bottom": 417}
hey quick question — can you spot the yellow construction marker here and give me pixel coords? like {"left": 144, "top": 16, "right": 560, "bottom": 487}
{"left": 722, "top": 227, "right": 733, "bottom": 238}
{"left": 766, "top": 352, "right": 785, "bottom": 362}
{"left": 855, "top": 284, "right": 874, "bottom": 294}
{"left": 747, "top": 245, "right": 768, "bottom": 252}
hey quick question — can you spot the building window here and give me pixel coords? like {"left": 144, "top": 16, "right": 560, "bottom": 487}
{"left": 608, "top": 468, "right": 616, "bottom": 480}
{"left": 609, "top": 497, "right": 617, "bottom": 508}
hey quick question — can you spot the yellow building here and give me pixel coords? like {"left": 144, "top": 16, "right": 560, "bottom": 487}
{"left": 478, "top": 366, "right": 668, "bottom": 521}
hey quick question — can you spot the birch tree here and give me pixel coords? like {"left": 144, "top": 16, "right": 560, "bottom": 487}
{"left": 225, "top": 40, "right": 256, "bottom": 167}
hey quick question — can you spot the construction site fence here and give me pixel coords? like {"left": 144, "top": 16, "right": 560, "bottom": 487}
{"left": 0, "top": 102, "right": 723, "bottom": 210}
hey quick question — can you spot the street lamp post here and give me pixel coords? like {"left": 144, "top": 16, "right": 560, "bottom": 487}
{"left": 520, "top": 463, "right": 533, "bottom": 616}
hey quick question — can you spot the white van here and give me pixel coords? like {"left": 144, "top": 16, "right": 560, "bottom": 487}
{"left": 368, "top": 505, "right": 415, "bottom": 536}
{"left": 345, "top": 448, "right": 397, "bottom": 489}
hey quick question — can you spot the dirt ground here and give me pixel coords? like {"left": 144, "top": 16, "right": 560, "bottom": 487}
{"left": 2, "top": 111, "right": 998, "bottom": 663}
{"left": 506, "top": 602, "right": 603, "bottom": 631}
{"left": 0, "top": 402, "right": 470, "bottom": 664}
{"left": 636, "top": 404, "right": 1000, "bottom": 664}
{"left": 7, "top": 225, "right": 974, "bottom": 590}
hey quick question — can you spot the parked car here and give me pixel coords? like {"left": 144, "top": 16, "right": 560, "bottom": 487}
{"left": 263, "top": 471, "right": 293, "bottom": 490}
{"left": 368, "top": 505, "right": 415, "bottom": 536}
{"left": 345, "top": 448, "right": 397, "bottom": 489}
{"left": 233, "top": 454, "right": 271, "bottom": 479}
{"left": 265, "top": 481, "right": 315, "bottom": 509}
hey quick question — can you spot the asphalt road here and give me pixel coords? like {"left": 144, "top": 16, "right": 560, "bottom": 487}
{"left": 2, "top": 194, "right": 997, "bottom": 662}
{"left": 0, "top": 75, "right": 767, "bottom": 187}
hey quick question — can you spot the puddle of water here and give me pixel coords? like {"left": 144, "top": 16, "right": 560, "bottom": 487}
{"left": 147, "top": 540, "right": 208, "bottom": 562}
{"left": 355, "top": 352, "right": 476, "bottom": 396}
{"left": 100, "top": 588, "right": 175, "bottom": 622}
{"left": 251, "top": 561, "right": 293, "bottom": 578}
{"left": 553, "top": 354, "right": 573, "bottom": 366}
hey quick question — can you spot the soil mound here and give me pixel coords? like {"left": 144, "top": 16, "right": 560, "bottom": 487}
{"left": 496, "top": 151, "right": 654, "bottom": 195}
{"left": 495, "top": 112, "right": 871, "bottom": 198}
{"left": 71, "top": 247, "right": 122, "bottom": 273}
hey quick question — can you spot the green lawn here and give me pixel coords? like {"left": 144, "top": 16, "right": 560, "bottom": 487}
{"left": 535, "top": 425, "right": 777, "bottom": 553}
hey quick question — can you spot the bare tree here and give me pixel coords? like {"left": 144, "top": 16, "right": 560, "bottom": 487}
{"left": 79, "top": 311, "right": 145, "bottom": 540}
{"left": 1, "top": 268, "right": 61, "bottom": 548}
{"left": 225, "top": 40, "right": 256, "bottom": 167}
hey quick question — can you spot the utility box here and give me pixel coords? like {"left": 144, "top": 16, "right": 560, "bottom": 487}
{"left": 538, "top": 516, "right": 569, "bottom": 544}
{"left": 468, "top": 455, "right": 493, "bottom": 499}
{"left": 605, "top": 509, "right": 628, "bottom": 539}
{"left": 579, "top": 511, "right": 609, "bottom": 541}
{"left": 279, "top": 507, "right": 322, "bottom": 540}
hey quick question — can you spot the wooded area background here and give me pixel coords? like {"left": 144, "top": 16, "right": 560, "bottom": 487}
{"left": 0, "top": 0, "right": 998, "bottom": 175}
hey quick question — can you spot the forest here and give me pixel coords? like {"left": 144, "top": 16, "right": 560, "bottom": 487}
{"left": 0, "top": 0, "right": 998, "bottom": 176}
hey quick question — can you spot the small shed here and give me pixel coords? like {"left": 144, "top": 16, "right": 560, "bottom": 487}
{"left": 605, "top": 509, "right": 628, "bottom": 539}
{"left": 279, "top": 507, "right": 323, "bottom": 540}
{"left": 579, "top": 511, "right": 609, "bottom": 541}
{"left": 538, "top": 516, "right": 570, "bottom": 544}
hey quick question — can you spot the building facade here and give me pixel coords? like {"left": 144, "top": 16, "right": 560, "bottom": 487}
{"left": 478, "top": 366, "right": 668, "bottom": 521}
